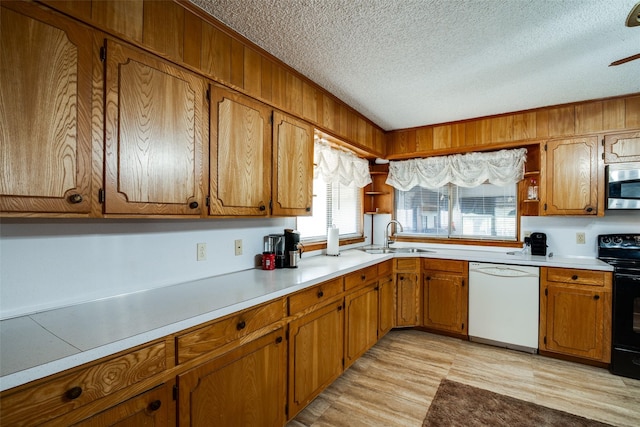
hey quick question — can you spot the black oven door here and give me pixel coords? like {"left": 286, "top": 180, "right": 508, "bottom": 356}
{"left": 612, "top": 273, "right": 640, "bottom": 349}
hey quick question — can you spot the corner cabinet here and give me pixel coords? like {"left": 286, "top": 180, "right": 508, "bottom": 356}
{"left": 209, "top": 86, "right": 314, "bottom": 217}
{"left": 344, "top": 266, "right": 379, "bottom": 369}
{"left": 541, "top": 136, "right": 599, "bottom": 215}
{"left": 103, "top": 39, "right": 207, "bottom": 216}
{"left": 395, "top": 258, "right": 421, "bottom": 327}
{"left": 422, "top": 259, "right": 468, "bottom": 336}
{"left": 0, "top": 1, "right": 93, "bottom": 215}
{"left": 539, "top": 267, "right": 612, "bottom": 363}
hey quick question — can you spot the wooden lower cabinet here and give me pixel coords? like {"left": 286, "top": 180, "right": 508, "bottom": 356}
{"left": 378, "top": 273, "right": 395, "bottom": 338}
{"left": 73, "top": 383, "right": 172, "bottom": 427}
{"left": 539, "top": 267, "right": 612, "bottom": 363}
{"left": 422, "top": 259, "right": 468, "bottom": 336}
{"left": 344, "top": 282, "right": 379, "bottom": 368}
{"left": 177, "top": 329, "right": 287, "bottom": 427}
{"left": 288, "top": 301, "right": 344, "bottom": 419}
{"left": 395, "top": 258, "right": 420, "bottom": 327}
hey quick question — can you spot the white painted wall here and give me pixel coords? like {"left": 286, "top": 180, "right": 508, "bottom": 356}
{"left": 0, "top": 217, "right": 294, "bottom": 319}
{"left": 1, "top": 210, "right": 637, "bottom": 319}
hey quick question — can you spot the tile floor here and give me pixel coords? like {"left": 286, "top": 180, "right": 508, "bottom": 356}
{"left": 287, "top": 329, "right": 640, "bottom": 427}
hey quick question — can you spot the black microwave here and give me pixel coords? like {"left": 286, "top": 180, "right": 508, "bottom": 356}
{"left": 607, "top": 162, "right": 640, "bottom": 209}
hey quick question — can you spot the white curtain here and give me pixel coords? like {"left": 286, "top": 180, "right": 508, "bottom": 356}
{"left": 314, "top": 141, "right": 372, "bottom": 187}
{"left": 386, "top": 148, "right": 527, "bottom": 191}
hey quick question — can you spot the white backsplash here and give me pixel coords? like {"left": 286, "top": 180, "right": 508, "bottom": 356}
{"left": 0, "top": 217, "right": 295, "bottom": 319}
{"left": 1, "top": 210, "right": 638, "bottom": 319}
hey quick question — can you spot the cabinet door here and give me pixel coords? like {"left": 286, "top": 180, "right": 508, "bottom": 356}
{"left": 73, "top": 383, "right": 171, "bottom": 427}
{"left": 271, "top": 111, "right": 313, "bottom": 216}
{"left": 0, "top": 2, "right": 92, "bottom": 214}
{"left": 604, "top": 130, "right": 640, "bottom": 163}
{"left": 344, "top": 283, "right": 379, "bottom": 368}
{"left": 541, "top": 285, "right": 606, "bottom": 361}
{"left": 288, "top": 301, "right": 344, "bottom": 419}
{"left": 396, "top": 273, "right": 419, "bottom": 327}
{"left": 423, "top": 272, "right": 467, "bottom": 334}
{"left": 542, "top": 136, "right": 598, "bottom": 215}
{"left": 378, "top": 274, "right": 396, "bottom": 338}
{"left": 104, "top": 39, "right": 206, "bottom": 215}
{"left": 178, "top": 329, "right": 287, "bottom": 427}
{"left": 209, "top": 86, "right": 271, "bottom": 216}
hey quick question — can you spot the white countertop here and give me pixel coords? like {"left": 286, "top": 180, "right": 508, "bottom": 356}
{"left": 0, "top": 246, "right": 612, "bottom": 392}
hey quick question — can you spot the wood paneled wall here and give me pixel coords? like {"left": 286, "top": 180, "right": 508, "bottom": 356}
{"left": 387, "top": 94, "right": 640, "bottom": 158}
{"left": 39, "top": 0, "right": 386, "bottom": 156}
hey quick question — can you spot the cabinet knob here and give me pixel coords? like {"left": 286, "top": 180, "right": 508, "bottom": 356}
{"left": 236, "top": 320, "right": 246, "bottom": 330}
{"left": 400, "top": 276, "right": 404, "bottom": 281}
{"left": 189, "top": 201, "right": 199, "bottom": 209}
{"left": 593, "top": 294, "right": 600, "bottom": 300}
{"left": 65, "top": 386, "right": 83, "bottom": 400}
{"left": 275, "top": 336, "right": 283, "bottom": 344}
{"left": 68, "top": 194, "right": 83, "bottom": 204}
{"left": 147, "top": 400, "right": 162, "bottom": 412}
{"left": 571, "top": 275, "right": 578, "bottom": 280}
{"left": 317, "top": 290, "right": 324, "bottom": 298}
{"left": 259, "top": 204, "right": 266, "bottom": 211}
{"left": 305, "top": 207, "right": 311, "bottom": 212}
{"left": 361, "top": 274, "right": 366, "bottom": 281}
{"left": 585, "top": 206, "right": 594, "bottom": 213}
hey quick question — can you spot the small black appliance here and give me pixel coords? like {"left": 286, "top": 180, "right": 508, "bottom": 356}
{"left": 284, "top": 229, "right": 301, "bottom": 268}
{"left": 530, "top": 232, "right": 547, "bottom": 256}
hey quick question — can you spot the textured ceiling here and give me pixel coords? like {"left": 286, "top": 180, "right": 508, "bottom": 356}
{"left": 189, "top": 0, "right": 640, "bottom": 131}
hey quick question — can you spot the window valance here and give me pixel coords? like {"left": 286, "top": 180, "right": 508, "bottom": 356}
{"left": 386, "top": 148, "right": 527, "bottom": 191}
{"left": 314, "top": 141, "right": 372, "bottom": 188}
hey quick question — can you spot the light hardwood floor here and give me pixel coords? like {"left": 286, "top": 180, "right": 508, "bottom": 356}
{"left": 287, "top": 329, "right": 640, "bottom": 427}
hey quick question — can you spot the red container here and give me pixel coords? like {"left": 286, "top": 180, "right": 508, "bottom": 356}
{"left": 262, "top": 252, "right": 275, "bottom": 270}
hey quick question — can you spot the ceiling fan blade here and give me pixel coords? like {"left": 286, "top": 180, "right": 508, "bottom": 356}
{"left": 609, "top": 53, "right": 640, "bottom": 66}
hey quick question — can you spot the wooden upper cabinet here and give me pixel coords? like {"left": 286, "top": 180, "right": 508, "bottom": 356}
{"left": 0, "top": 2, "right": 92, "bottom": 215}
{"left": 272, "top": 111, "right": 314, "bottom": 216}
{"left": 209, "top": 86, "right": 272, "bottom": 216}
{"left": 541, "top": 136, "right": 599, "bottom": 215}
{"left": 603, "top": 130, "right": 640, "bottom": 163}
{"left": 103, "top": 39, "right": 206, "bottom": 216}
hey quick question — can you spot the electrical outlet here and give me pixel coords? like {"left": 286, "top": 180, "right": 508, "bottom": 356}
{"left": 234, "top": 239, "right": 243, "bottom": 256}
{"left": 524, "top": 231, "right": 532, "bottom": 238}
{"left": 197, "top": 243, "right": 207, "bottom": 261}
{"left": 576, "top": 232, "right": 586, "bottom": 245}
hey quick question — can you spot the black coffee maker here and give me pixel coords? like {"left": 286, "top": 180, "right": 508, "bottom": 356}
{"left": 284, "top": 229, "right": 301, "bottom": 268}
{"left": 530, "top": 232, "right": 548, "bottom": 256}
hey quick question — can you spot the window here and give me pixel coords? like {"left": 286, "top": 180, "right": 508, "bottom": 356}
{"left": 395, "top": 182, "right": 517, "bottom": 241}
{"left": 297, "top": 176, "right": 362, "bottom": 241}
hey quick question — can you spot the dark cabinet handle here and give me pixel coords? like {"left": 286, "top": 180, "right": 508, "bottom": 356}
{"left": 68, "top": 194, "right": 83, "bottom": 204}
{"left": 65, "top": 386, "right": 82, "bottom": 400}
{"left": 361, "top": 274, "right": 366, "bottom": 281}
{"left": 236, "top": 320, "right": 246, "bottom": 330}
{"left": 337, "top": 305, "right": 343, "bottom": 311}
{"left": 571, "top": 275, "right": 578, "bottom": 280}
{"left": 585, "top": 206, "right": 594, "bottom": 213}
{"left": 259, "top": 204, "right": 266, "bottom": 211}
{"left": 399, "top": 276, "right": 404, "bottom": 281}
{"left": 305, "top": 207, "right": 311, "bottom": 212}
{"left": 426, "top": 276, "right": 431, "bottom": 281}
{"left": 275, "top": 336, "right": 283, "bottom": 344}
{"left": 317, "top": 290, "right": 324, "bottom": 298}
{"left": 189, "top": 201, "right": 199, "bottom": 209}
{"left": 594, "top": 294, "right": 600, "bottom": 300}
{"left": 147, "top": 400, "right": 162, "bottom": 412}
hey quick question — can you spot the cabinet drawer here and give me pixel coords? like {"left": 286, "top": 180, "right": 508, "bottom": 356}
{"left": 377, "top": 260, "right": 393, "bottom": 276}
{"left": 177, "top": 298, "right": 285, "bottom": 364}
{"left": 0, "top": 342, "right": 166, "bottom": 427}
{"left": 289, "top": 278, "right": 343, "bottom": 315}
{"left": 395, "top": 258, "right": 419, "bottom": 271}
{"left": 423, "top": 258, "right": 466, "bottom": 273}
{"left": 344, "top": 265, "right": 378, "bottom": 291}
{"left": 545, "top": 268, "right": 608, "bottom": 287}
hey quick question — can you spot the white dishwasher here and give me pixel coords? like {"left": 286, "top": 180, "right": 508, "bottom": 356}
{"left": 468, "top": 262, "right": 540, "bottom": 353}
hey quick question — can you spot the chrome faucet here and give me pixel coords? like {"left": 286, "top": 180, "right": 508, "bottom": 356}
{"left": 385, "top": 220, "right": 404, "bottom": 248}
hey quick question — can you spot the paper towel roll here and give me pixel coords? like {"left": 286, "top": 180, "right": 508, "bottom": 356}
{"left": 326, "top": 227, "right": 340, "bottom": 256}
